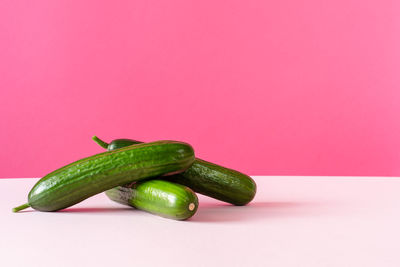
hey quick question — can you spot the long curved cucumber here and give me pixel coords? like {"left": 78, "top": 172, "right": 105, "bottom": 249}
{"left": 13, "top": 141, "right": 195, "bottom": 212}
{"left": 93, "top": 136, "right": 256, "bottom": 205}
{"left": 106, "top": 180, "right": 198, "bottom": 220}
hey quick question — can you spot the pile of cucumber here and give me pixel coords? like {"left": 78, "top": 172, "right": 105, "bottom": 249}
{"left": 12, "top": 136, "right": 257, "bottom": 220}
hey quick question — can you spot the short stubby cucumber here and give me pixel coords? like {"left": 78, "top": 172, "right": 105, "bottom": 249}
{"left": 106, "top": 180, "right": 198, "bottom": 220}
{"left": 13, "top": 141, "right": 195, "bottom": 212}
{"left": 93, "top": 136, "right": 256, "bottom": 206}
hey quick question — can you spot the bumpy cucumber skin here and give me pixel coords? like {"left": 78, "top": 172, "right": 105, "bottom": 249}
{"left": 28, "top": 141, "right": 195, "bottom": 211}
{"left": 104, "top": 139, "right": 256, "bottom": 206}
{"left": 106, "top": 180, "right": 198, "bottom": 220}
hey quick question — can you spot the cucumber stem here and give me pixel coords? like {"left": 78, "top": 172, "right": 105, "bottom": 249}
{"left": 92, "top": 136, "right": 109, "bottom": 149}
{"left": 12, "top": 203, "right": 30, "bottom": 212}
{"left": 188, "top": 203, "right": 195, "bottom": 211}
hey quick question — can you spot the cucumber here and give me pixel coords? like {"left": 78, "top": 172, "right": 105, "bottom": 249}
{"left": 13, "top": 141, "right": 195, "bottom": 212}
{"left": 93, "top": 136, "right": 256, "bottom": 205}
{"left": 94, "top": 137, "right": 141, "bottom": 151}
{"left": 106, "top": 180, "right": 198, "bottom": 220}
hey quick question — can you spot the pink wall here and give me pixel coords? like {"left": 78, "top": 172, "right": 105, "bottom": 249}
{"left": 1, "top": 1, "right": 399, "bottom": 178}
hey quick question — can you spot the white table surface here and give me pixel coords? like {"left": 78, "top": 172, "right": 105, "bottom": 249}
{"left": 1, "top": 176, "right": 399, "bottom": 267}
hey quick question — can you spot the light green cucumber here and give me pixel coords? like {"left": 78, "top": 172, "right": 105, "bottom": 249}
{"left": 106, "top": 180, "right": 198, "bottom": 220}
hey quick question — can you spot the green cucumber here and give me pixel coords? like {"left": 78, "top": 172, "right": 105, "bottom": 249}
{"left": 106, "top": 180, "right": 198, "bottom": 220}
{"left": 94, "top": 137, "right": 141, "bottom": 151}
{"left": 13, "top": 141, "right": 195, "bottom": 212}
{"left": 93, "top": 136, "right": 256, "bottom": 206}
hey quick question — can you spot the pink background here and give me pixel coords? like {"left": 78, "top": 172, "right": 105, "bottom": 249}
{"left": 1, "top": 1, "right": 399, "bottom": 178}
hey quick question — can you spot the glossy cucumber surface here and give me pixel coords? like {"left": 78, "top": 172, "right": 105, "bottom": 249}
{"left": 106, "top": 180, "right": 198, "bottom": 220}
{"left": 13, "top": 141, "right": 195, "bottom": 212}
{"left": 93, "top": 136, "right": 256, "bottom": 205}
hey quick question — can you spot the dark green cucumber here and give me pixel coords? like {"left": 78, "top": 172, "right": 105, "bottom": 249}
{"left": 93, "top": 136, "right": 256, "bottom": 206}
{"left": 106, "top": 180, "right": 198, "bottom": 220}
{"left": 94, "top": 137, "right": 141, "bottom": 151}
{"left": 13, "top": 141, "right": 195, "bottom": 212}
